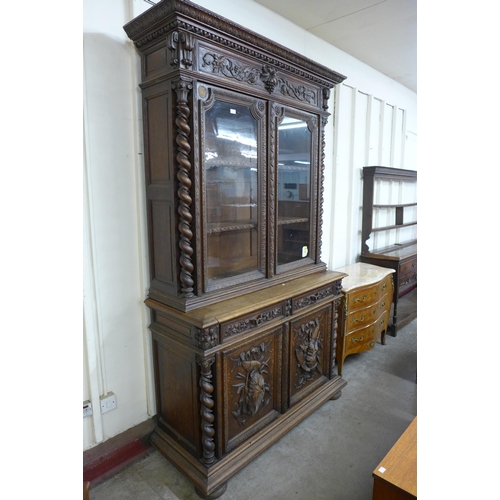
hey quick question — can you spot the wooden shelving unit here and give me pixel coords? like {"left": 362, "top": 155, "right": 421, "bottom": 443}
{"left": 359, "top": 166, "right": 417, "bottom": 335}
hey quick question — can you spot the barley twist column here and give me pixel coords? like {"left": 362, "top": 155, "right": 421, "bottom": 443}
{"left": 318, "top": 116, "right": 328, "bottom": 261}
{"left": 197, "top": 355, "right": 216, "bottom": 466}
{"left": 172, "top": 78, "right": 195, "bottom": 297}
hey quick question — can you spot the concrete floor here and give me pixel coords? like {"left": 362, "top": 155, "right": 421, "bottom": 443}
{"left": 89, "top": 317, "right": 417, "bottom": 500}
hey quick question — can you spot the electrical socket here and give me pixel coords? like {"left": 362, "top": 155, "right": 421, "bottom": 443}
{"left": 83, "top": 400, "right": 93, "bottom": 418}
{"left": 100, "top": 392, "right": 116, "bottom": 414}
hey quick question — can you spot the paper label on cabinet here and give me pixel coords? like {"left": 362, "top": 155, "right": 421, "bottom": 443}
{"left": 302, "top": 246, "right": 308, "bottom": 258}
{"left": 378, "top": 467, "right": 386, "bottom": 473}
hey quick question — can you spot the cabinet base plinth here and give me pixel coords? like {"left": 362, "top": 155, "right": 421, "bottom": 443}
{"left": 330, "top": 390, "right": 342, "bottom": 401}
{"left": 195, "top": 483, "right": 227, "bottom": 500}
{"left": 150, "top": 376, "right": 346, "bottom": 498}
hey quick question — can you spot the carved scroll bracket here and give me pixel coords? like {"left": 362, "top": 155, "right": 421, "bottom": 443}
{"left": 168, "top": 30, "right": 195, "bottom": 68}
{"left": 322, "top": 88, "right": 331, "bottom": 111}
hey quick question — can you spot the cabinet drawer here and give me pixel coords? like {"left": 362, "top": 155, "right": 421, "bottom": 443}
{"left": 221, "top": 302, "right": 286, "bottom": 342}
{"left": 344, "top": 311, "right": 389, "bottom": 357}
{"left": 345, "top": 293, "right": 392, "bottom": 331}
{"left": 345, "top": 275, "right": 392, "bottom": 313}
{"left": 292, "top": 283, "right": 336, "bottom": 313}
{"left": 399, "top": 257, "right": 417, "bottom": 283}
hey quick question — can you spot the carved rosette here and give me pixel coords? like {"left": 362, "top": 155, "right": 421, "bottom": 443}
{"left": 231, "top": 343, "right": 271, "bottom": 426}
{"left": 195, "top": 326, "right": 219, "bottom": 350}
{"left": 294, "top": 318, "right": 323, "bottom": 388}
{"left": 197, "top": 355, "right": 216, "bottom": 466}
{"left": 172, "top": 78, "right": 195, "bottom": 298}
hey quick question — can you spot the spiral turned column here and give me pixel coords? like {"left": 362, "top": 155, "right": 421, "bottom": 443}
{"left": 172, "top": 78, "right": 195, "bottom": 297}
{"left": 197, "top": 355, "right": 216, "bottom": 466}
{"left": 318, "top": 116, "right": 328, "bottom": 261}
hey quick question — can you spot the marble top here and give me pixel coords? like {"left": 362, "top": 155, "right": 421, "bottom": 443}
{"left": 335, "top": 262, "right": 395, "bottom": 292}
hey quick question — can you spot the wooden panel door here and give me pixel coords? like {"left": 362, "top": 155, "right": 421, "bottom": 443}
{"left": 220, "top": 325, "right": 284, "bottom": 454}
{"left": 287, "top": 304, "right": 333, "bottom": 408}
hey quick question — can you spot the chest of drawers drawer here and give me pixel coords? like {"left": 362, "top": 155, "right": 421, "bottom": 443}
{"left": 345, "top": 292, "right": 392, "bottom": 331}
{"left": 345, "top": 276, "right": 392, "bottom": 313}
{"left": 344, "top": 309, "right": 390, "bottom": 357}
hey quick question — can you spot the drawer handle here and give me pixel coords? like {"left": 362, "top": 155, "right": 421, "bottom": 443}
{"left": 412, "top": 262, "right": 417, "bottom": 268}
{"left": 353, "top": 294, "right": 367, "bottom": 303}
{"left": 351, "top": 314, "right": 365, "bottom": 324}
{"left": 370, "top": 319, "right": 384, "bottom": 333}
{"left": 350, "top": 334, "right": 364, "bottom": 343}
{"left": 381, "top": 283, "right": 387, "bottom": 290}
{"left": 368, "top": 341, "right": 375, "bottom": 347}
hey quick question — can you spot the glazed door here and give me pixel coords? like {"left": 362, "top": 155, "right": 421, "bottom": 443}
{"left": 274, "top": 107, "right": 319, "bottom": 274}
{"left": 199, "top": 85, "right": 267, "bottom": 292}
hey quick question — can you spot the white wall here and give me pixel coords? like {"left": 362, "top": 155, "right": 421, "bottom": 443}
{"left": 83, "top": 0, "right": 417, "bottom": 451}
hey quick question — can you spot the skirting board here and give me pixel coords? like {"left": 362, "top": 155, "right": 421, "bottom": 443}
{"left": 83, "top": 418, "right": 156, "bottom": 484}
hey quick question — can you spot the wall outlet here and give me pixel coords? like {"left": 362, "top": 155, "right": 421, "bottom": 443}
{"left": 83, "top": 400, "right": 93, "bottom": 418}
{"left": 100, "top": 392, "right": 116, "bottom": 414}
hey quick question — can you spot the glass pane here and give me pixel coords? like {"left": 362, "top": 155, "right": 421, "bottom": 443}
{"left": 204, "top": 99, "right": 259, "bottom": 284}
{"left": 277, "top": 116, "right": 312, "bottom": 267}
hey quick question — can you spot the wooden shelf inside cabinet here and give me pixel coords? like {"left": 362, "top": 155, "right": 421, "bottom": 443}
{"left": 359, "top": 166, "right": 417, "bottom": 336}
{"left": 277, "top": 217, "right": 309, "bottom": 225}
{"left": 207, "top": 220, "right": 257, "bottom": 233}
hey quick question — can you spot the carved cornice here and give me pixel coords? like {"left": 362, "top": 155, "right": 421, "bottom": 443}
{"left": 123, "top": 0, "right": 347, "bottom": 89}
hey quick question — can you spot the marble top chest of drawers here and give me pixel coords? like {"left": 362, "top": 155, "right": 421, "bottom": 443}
{"left": 335, "top": 263, "right": 395, "bottom": 376}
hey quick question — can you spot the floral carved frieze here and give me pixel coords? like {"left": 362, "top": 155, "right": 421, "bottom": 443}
{"left": 224, "top": 307, "right": 283, "bottom": 339}
{"left": 231, "top": 343, "right": 271, "bottom": 426}
{"left": 200, "top": 51, "right": 317, "bottom": 105}
{"left": 294, "top": 318, "right": 323, "bottom": 389}
{"left": 201, "top": 52, "right": 261, "bottom": 84}
{"left": 294, "top": 286, "right": 334, "bottom": 311}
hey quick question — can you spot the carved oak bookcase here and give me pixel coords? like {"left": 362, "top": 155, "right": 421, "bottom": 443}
{"left": 124, "top": 1, "right": 347, "bottom": 498}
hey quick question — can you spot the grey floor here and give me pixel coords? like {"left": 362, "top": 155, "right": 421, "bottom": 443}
{"left": 89, "top": 317, "right": 417, "bottom": 500}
